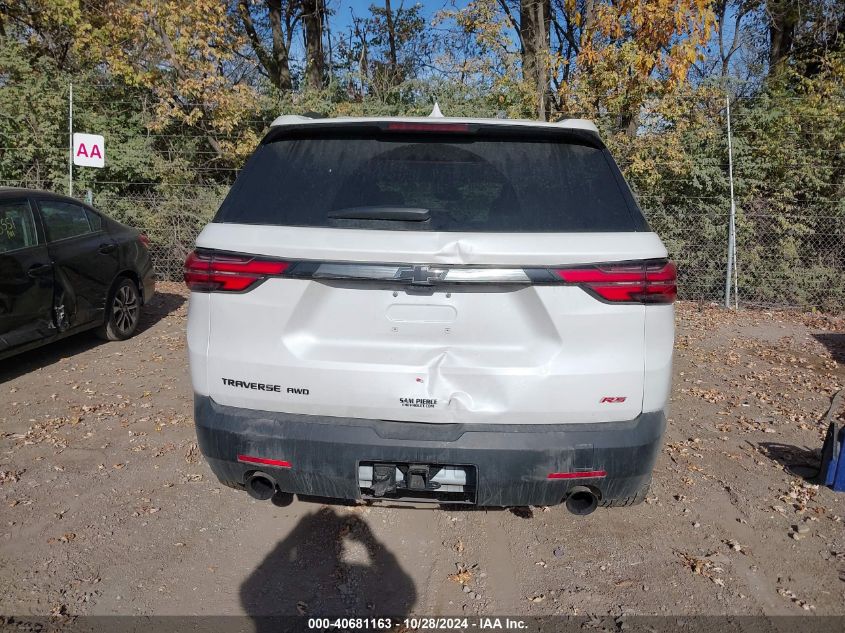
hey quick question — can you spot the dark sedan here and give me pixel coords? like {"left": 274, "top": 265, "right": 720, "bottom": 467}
{"left": 0, "top": 188, "right": 155, "bottom": 362}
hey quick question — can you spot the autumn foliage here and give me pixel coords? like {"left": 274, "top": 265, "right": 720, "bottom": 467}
{"left": 0, "top": 0, "right": 842, "bottom": 307}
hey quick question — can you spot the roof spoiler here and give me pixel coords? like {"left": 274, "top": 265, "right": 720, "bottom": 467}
{"left": 270, "top": 114, "right": 599, "bottom": 134}
{"left": 555, "top": 118, "right": 599, "bottom": 134}
{"left": 262, "top": 116, "right": 603, "bottom": 149}
{"left": 270, "top": 114, "right": 322, "bottom": 126}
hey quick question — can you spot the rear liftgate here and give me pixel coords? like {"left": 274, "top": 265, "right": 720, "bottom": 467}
{"left": 187, "top": 250, "right": 676, "bottom": 504}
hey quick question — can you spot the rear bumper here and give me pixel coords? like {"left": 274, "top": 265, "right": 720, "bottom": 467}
{"left": 141, "top": 270, "right": 155, "bottom": 305}
{"left": 194, "top": 395, "right": 665, "bottom": 507}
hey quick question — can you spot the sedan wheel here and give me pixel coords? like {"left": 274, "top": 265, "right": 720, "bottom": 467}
{"left": 97, "top": 278, "right": 141, "bottom": 341}
{"left": 113, "top": 283, "right": 139, "bottom": 335}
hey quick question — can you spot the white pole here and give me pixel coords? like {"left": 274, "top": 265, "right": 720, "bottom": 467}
{"left": 732, "top": 212, "right": 739, "bottom": 310}
{"left": 725, "top": 218, "right": 734, "bottom": 308}
{"left": 68, "top": 82, "right": 73, "bottom": 197}
{"left": 724, "top": 93, "right": 738, "bottom": 309}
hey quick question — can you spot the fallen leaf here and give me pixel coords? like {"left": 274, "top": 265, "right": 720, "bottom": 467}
{"left": 448, "top": 564, "right": 473, "bottom": 585}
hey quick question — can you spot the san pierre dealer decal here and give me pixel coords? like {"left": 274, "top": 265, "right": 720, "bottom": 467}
{"left": 400, "top": 397, "right": 438, "bottom": 409}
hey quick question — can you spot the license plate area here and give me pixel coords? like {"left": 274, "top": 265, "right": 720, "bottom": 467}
{"left": 358, "top": 462, "right": 477, "bottom": 504}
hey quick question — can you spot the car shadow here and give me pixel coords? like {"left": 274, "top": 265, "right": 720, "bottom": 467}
{"left": 756, "top": 441, "right": 822, "bottom": 481}
{"left": 240, "top": 507, "right": 416, "bottom": 629}
{"left": 813, "top": 332, "right": 845, "bottom": 364}
{"left": 136, "top": 290, "right": 186, "bottom": 335}
{"left": 0, "top": 290, "right": 185, "bottom": 382}
{"left": 757, "top": 380, "right": 844, "bottom": 483}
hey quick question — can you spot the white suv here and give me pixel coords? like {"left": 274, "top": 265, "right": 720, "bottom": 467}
{"left": 185, "top": 115, "right": 675, "bottom": 514}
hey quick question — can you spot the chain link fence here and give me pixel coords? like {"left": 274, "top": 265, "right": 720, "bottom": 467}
{"left": 80, "top": 192, "right": 841, "bottom": 312}
{"left": 92, "top": 190, "right": 226, "bottom": 281}
{"left": 653, "top": 210, "right": 844, "bottom": 311}
{"left": 8, "top": 188, "right": 845, "bottom": 312}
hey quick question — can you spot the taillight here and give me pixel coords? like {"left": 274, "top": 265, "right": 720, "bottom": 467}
{"left": 184, "top": 250, "right": 289, "bottom": 292}
{"left": 138, "top": 233, "right": 151, "bottom": 248}
{"left": 555, "top": 260, "right": 676, "bottom": 304}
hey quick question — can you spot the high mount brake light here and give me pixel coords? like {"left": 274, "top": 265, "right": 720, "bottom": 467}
{"left": 184, "top": 250, "right": 289, "bottom": 292}
{"left": 385, "top": 122, "right": 471, "bottom": 133}
{"left": 138, "top": 233, "right": 151, "bottom": 248}
{"left": 555, "top": 260, "right": 677, "bottom": 304}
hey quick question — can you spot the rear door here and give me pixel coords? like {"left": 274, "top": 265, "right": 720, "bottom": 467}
{"left": 35, "top": 197, "right": 119, "bottom": 329}
{"left": 0, "top": 197, "right": 54, "bottom": 353}
{"left": 192, "top": 123, "right": 669, "bottom": 425}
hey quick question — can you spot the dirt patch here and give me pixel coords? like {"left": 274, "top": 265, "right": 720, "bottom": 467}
{"left": 1, "top": 288, "right": 843, "bottom": 617}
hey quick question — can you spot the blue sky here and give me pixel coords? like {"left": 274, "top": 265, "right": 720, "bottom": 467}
{"left": 314, "top": 1, "right": 744, "bottom": 79}
{"left": 327, "top": 0, "right": 464, "bottom": 33}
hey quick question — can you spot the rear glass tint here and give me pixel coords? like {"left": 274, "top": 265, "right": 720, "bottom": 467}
{"left": 215, "top": 128, "right": 647, "bottom": 232}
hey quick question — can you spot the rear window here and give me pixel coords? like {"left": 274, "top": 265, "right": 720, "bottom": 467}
{"left": 0, "top": 199, "right": 39, "bottom": 253}
{"left": 38, "top": 200, "right": 93, "bottom": 241}
{"left": 215, "top": 127, "right": 647, "bottom": 232}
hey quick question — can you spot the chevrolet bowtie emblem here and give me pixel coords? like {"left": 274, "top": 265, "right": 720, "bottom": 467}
{"left": 395, "top": 265, "right": 448, "bottom": 285}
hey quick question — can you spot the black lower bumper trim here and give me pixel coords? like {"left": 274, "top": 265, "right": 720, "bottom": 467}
{"left": 194, "top": 395, "right": 665, "bottom": 507}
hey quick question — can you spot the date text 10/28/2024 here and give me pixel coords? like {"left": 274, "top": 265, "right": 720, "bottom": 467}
{"left": 307, "top": 618, "right": 529, "bottom": 630}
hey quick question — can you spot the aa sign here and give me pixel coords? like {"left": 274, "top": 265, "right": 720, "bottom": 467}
{"left": 73, "top": 133, "right": 105, "bottom": 168}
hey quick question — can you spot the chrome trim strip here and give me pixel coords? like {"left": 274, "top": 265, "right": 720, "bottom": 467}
{"left": 311, "top": 263, "right": 531, "bottom": 284}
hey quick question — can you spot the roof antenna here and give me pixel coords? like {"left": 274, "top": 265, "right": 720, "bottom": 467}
{"left": 429, "top": 102, "right": 444, "bottom": 118}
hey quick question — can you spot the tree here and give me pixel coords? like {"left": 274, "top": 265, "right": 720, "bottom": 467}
{"left": 301, "top": 0, "right": 326, "bottom": 90}
{"left": 0, "top": 0, "right": 95, "bottom": 70}
{"left": 767, "top": 0, "right": 798, "bottom": 67}
{"left": 518, "top": 0, "right": 551, "bottom": 117}
{"left": 383, "top": 0, "right": 399, "bottom": 82}
{"left": 714, "top": 0, "right": 761, "bottom": 77}
{"left": 87, "top": 0, "right": 265, "bottom": 161}
{"left": 448, "top": 0, "right": 715, "bottom": 124}
{"left": 570, "top": 0, "right": 716, "bottom": 134}
{"left": 335, "top": 2, "right": 431, "bottom": 100}
{"left": 236, "top": 0, "right": 296, "bottom": 91}
{"left": 765, "top": 0, "right": 845, "bottom": 75}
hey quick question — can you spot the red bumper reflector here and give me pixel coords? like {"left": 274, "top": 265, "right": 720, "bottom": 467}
{"left": 547, "top": 470, "right": 607, "bottom": 480}
{"left": 237, "top": 454, "right": 292, "bottom": 468}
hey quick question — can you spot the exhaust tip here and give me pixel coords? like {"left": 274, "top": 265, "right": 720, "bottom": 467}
{"left": 246, "top": 472, "right": 276, "bottom": 501}
{"left": 565, "top": 488, "right": 598, "bottom": 516}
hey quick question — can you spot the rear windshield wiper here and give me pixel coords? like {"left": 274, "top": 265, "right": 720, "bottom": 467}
{"left": 328, "top": 206, "right": 431, "bottom": 222}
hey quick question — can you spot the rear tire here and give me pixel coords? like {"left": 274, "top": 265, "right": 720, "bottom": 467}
{"left": 97, "top": 277, "right": 141, "bottom": 341}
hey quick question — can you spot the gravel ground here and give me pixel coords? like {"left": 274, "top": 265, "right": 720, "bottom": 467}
{"left": 1, "top": 283, "right": 843, "bottom": 619}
